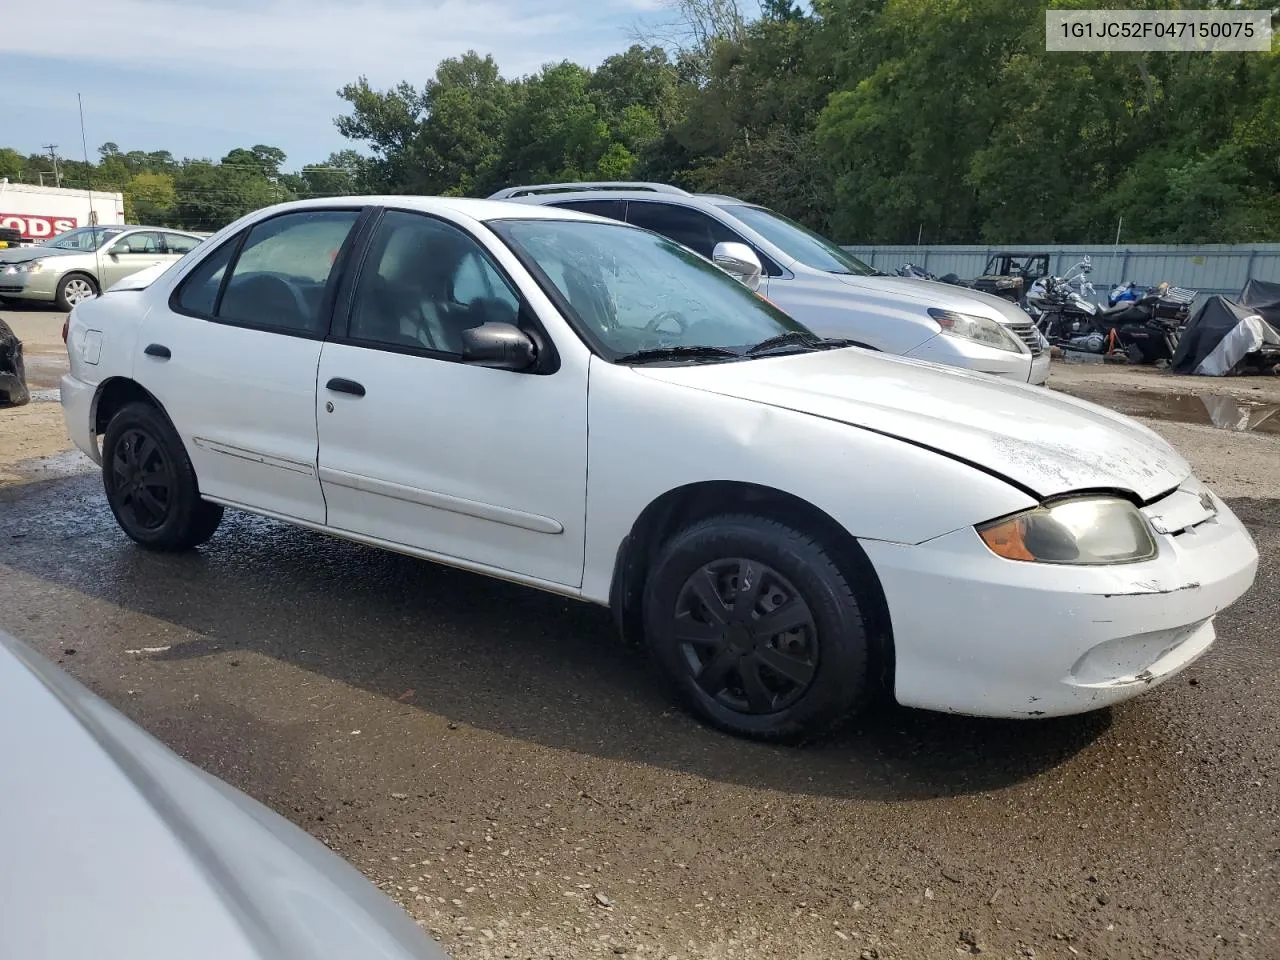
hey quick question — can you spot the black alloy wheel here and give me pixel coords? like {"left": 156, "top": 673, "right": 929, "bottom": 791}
{"left": 102, "top": 401, "right": 224, "bottom": 550}
{"left": 110, "top": 427, "right": 174, "bottom": 531}
{"left": 672, "top": 558, "right": 818, "bottom": 714}
{"left": 644, "top": 514, "right": 875, "bottom": 742}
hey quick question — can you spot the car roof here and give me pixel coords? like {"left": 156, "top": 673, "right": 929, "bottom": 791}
{"left": 486, "top": 182, "right": 749, "bottom": 209}
{"left": 244, "top": 195, "right": 605, "bottom": 225}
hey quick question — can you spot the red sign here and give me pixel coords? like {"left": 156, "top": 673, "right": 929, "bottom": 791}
{"left": 0, "top": 214, "right": 79, "bottom": 240}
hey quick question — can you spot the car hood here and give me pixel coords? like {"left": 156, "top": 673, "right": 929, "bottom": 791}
{"left": 0, "top": 631, "right": 450, "bottom": 960}
{"left": 837, "top": 274, "right": 1032, "bottom": 327}
{"left": 635, "top": 348, "right": 1189, "bottom": 502}
{"left": 0, "top": 245, "right": 81, "bottom": 264}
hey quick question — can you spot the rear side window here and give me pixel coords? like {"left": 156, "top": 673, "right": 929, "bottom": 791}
{"left": 216, "top": 210, "right": 359, "bottom": 336}
{"left": 175, "top": 236, "right": 238, "bottom": 316}
{"left": 550, "top": 199, "right": 628, "bottom": 222}
{"left": 164, "top": 232, "right": 200, "bottom": 255}
{"left": 624, "top": 202, "right": 739, "bottom": 259}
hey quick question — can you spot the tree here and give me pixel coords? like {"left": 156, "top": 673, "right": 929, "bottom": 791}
{"left": 416, "top": 52, "right": 520, "bottom": 195}
{"left": 173, "top": 162, "right": 277, "bottom": 231}
{"left": 126, "top": 172, "right": 177, "bottom": 224}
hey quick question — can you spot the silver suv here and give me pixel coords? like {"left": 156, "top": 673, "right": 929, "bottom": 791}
{"left": 491, "top": 182, "right": 1049, "bottom": 385}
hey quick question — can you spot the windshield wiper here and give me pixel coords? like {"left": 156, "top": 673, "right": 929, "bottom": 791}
{"left": 746, "top": 331, "right": 855, "bottom": 356}
{"left": 613, "top": 345, "right": 742, "bottom": 365}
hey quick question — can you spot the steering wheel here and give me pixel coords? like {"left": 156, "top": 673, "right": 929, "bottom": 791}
{"left": 643, "top": 310, "right": 688, "bottom": 335}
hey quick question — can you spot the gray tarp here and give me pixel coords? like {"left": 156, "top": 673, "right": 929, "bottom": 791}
{"left": 1170, "top": 295, "right": 1280, "bottom": 376}
{"left": 1240, "top": 278, "right": 1280, "bottom": 325}
{"left": 0, "top": 317, "right": 30, "bottom": 406}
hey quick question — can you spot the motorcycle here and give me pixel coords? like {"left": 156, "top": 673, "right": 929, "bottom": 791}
{"left": 1089, "top": 283, "right": 1198, "bottom": 364}
{"left": 895, "top": 262, "right": 973, "bottom": 288}
{"left": 895, "top": 262, "right": 936, "bottom": 280}
{"left": 1027, "top": 273, "right": 1100, "bottom": 343}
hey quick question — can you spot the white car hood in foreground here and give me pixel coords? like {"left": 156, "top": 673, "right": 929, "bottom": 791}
{"left": 637, "top": 348, "right": 1190, "bottom": 502}
{"left": 0, "top": 631, "right": 449, "bottom": 960}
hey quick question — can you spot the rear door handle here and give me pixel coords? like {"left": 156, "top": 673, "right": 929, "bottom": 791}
{"left": 144, "top": 343, "right": 171, "bottom": 359}
{"left": 325, "top": 377, "right": 365, "bottom": 397}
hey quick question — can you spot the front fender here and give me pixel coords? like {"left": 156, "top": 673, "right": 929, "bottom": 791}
{"left": 580, "top": 359, "right": 1035, "bottom": 604}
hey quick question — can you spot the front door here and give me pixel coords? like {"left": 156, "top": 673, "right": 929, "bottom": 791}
{"left": 100, "top": 231, "right": 167, "bottom": 288}
{"left": 136, "top": 208, "right": 363, "bottom": 523}
{"left": 315, "top": 209, "right": 588, "bottom": 587}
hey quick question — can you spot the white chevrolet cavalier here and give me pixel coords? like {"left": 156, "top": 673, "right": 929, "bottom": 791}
{"left": 60, "top": 198, "right": 1258, "bottom": 742}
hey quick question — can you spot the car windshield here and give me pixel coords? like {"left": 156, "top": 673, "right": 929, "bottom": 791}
{"left": 42, "top": 227, "right": 125, "bottom": 251}
{"left": 492, "top": 218, "right": 815, "bottom": 361}
{"left": 724, "top": 205, "right": 877, "bottom": 276}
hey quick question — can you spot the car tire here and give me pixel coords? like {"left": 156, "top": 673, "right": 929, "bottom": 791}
{"left": 643, "top": 514, "right": 872, "bottom": 743}
{"left": 55, "top": 273, "right": 99, "bottom": 311}
{"left": 102, "top": 401, "right": 224, "bottom": 551}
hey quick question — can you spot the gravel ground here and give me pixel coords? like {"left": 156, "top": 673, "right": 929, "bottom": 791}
{"left": 1, "top": 307, "right": 1277, "bottom": 960}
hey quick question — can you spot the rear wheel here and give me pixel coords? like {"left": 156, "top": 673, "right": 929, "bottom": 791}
{"left": 643, "top": 514, "right": 873, "bottom": 743}
{"left": 102, "top": 401, "right": 223, "bottom": 550}
{"left": 55, "top": 273, "right": 98, "bottom": 311}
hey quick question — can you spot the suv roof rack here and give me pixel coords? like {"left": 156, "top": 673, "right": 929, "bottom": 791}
{"left": 488, "top": 182, "right": 691, "bottom": 200}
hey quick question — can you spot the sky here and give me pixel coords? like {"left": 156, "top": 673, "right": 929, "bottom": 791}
{"left": 3, "top": 0, "right": 677, "bottom": 172}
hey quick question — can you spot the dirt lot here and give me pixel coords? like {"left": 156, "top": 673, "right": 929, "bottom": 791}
{"left": 2, "top": 307, "right": 1278, "bottom": 960}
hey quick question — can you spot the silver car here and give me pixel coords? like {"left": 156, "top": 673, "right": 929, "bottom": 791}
{"left": 492, "top": 182, "right": 1050, "bottom": 385}
{"left": 0, "top": 628, "right": 452, "bottom": 960}
{"left": 0, "top": 224, "right": 204, "bottom": 310}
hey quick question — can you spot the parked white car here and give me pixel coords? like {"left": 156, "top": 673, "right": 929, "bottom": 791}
{"left": 490, "top": 182, "right": 1051, "bottom": 385}
{"left": 61, "top": 197, "right": 1257, "bottom": 741}
{"left": 0, "top": 628, "right": 450, "bottom": 960}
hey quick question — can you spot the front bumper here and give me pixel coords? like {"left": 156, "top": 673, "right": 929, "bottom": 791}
{"left": 60, "top": 373, "right": 101, "bottom": 465}
{"left": 0, "top": 269, "right": 58, "bottom": 301}
{"left": 904, "top": 332, "right": 1040, "bottom": 383}
{"left": 863, "top": 484, "right": 1258, "bottom": 718}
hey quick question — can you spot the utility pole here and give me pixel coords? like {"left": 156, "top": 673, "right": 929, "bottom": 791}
{"left": 42, "top": 144, "right": 62, "bottom": 188}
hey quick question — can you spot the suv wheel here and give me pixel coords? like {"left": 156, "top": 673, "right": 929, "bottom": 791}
{"left": 643, "top": 514, "right": 873, "bottom": 742}
{"left": 102, "top": 401, "right": 223, "bottom": 550}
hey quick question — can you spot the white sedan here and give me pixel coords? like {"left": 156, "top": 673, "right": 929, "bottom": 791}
{"left": 60, "top": 197, "right": 1259, "bottom": 742}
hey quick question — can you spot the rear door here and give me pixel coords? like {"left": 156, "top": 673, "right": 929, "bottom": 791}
{"left": 135, "top": 207, "right": 365, "bottom": 523}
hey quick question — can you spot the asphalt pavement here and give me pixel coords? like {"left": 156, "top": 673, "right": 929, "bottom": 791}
{"left": 1, "top": 306, "right": 1277, "bottom": 959}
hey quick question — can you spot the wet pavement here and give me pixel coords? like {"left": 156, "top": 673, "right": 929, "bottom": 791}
{"left": 1096, "top": 392, "right": 1280, "bottom": 436}
{"left": 1, "top": 473, "right": 1277, "bottom": 959}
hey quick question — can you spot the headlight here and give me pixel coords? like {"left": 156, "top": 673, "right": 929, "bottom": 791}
{"left": 5, "top": 260, "right": 46, "bottom": 274}
{"left": 928, "top": 308, "right": 1024, "bottom": 353}
{"left": 977, "top": 496, "right": 1158, "bottom": 565}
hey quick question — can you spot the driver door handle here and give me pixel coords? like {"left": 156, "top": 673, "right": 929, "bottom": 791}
{"left": 144, "top": 343, "right": 170, "bottom": 359}
{"left": 326, "top": 377, "right": 365, "bottom": 397}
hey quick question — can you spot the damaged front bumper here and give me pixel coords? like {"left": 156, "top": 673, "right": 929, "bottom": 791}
{"left": 862, "top": 482, "right": 1259, "bottom": 718}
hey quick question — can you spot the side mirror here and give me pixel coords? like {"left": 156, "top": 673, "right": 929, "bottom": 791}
{"left": 712, "top": 241, "right": 763, "bottom": 292}
{"left": 460, "top": 322, "right": 537, "bottom": 371}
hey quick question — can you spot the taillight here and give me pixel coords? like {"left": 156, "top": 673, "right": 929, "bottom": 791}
{"left": 62, "top": 317, "right": 69, "bottom": 344}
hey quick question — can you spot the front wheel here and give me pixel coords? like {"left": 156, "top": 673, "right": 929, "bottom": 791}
{"left": 55, "top": 273, "right": 99, "bottom": 311}
{"left": 102, "top": 401, "right": 224, "bottom": 551}
{"left": 643, "top": 514, "right": 874, "bottom": 743}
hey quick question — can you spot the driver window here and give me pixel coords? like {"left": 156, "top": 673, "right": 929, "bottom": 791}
{"left": 215, "top": 210, "right": 359, "bottom": 336}
{"left": 348, "top": 210, "right": 522, "bottom": 356}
